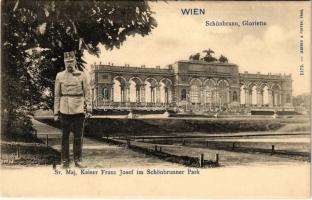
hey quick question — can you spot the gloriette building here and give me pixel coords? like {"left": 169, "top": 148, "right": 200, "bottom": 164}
{"left": 90, "top": 60, "right": 293, "bottom": 112}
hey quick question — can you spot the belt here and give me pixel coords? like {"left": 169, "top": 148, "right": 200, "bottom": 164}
{"left": 61, "top": 94, "right": 83, "bottom": 97}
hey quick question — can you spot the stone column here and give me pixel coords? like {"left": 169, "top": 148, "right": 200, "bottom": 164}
{"left": 200, "top": 86, "right": 204, "bottom": 105}
{"left": 257, "top": 90, "right": 262, "bottom": 107}
{"left": 280, "top": 91, "right": 285, "bottom": 106}
{"left": 156, "top": 85, "right": 161, "bottom": 103}
{"left": 91, "top": 88, "right": 94, "bottom": 108}
{"left": 273, "top": 92, "right": 277, "bottom": 107}
{"left": 126, "top": 84, "right": 130, "bottom": 103}
{"left": 268, "top": 89, "right": 273, "bottom": 107}
{"left": 95, "top": 86, "right": 98, "bottom": 107}
{"left": 168, "top": 88, "right": 172, "bottom": 104}
{"left": 244, "top": 88, "right": 249, "bottom": 106}
{"left": 120, "top": 85, "right": 124, "bottom": 102}
{"left": 277, "top": 92, "right": 281, "bottom": 106}
{"left": 249, "top": 89, "right": 252, "bottom": 106}
{"left": 239, "top": 88, "right": 242, "bottom": 105}
{"left": 237, "top": 89, "right": 241, "bottom": 104}
{"left": 165, "top": 87, "right": 169, "bottom": 104}
{"left": 91, "top": 88, "right": 94, "bottom": 100}
{"left": 136, "top": 85, "right": 141, "bottom": 103}
{"left": 212, "top": 88, "right": 215, "bottom": 108}
{"left": 203, "top": 88, "right": 207, "bottom": 105}
{"left": 140, "top": 85, "right": 146, "bottom": 103}
{"left": 171, "top": 85, "right": 177, "bottom": 106}
{"left": 110, "top": 86, "right": 114, "bottom": 102}
{"left": 150, "top": 87, "right": 154, "bottom": 103}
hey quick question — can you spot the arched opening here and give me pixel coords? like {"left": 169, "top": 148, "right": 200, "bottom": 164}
{"left": 129, "top": 79, "right": 136, "bottom": 102}
{"left": 263, "top": 85, "right": 269, "bottom": 106}
{"left": 240, "top": 85, "right": 246, "bottom": 105}
{"left": 113, "top": 79, "right": 122, "bottom": 102}
{"left": 145, "top": 81, "right": 152, "bottom": 103}
{"left": 113, "top": 76, "right": 127, "bottom": 103}
{"left": 272, "top": 84, "right": 281, "bottom": 106}
{"left": 203, "top": 79, "right": 216, "bottom": 107}
{"left": 129, "top": 77, "right": 142, "bottom": 103}
{"left": 190, "top": 79, "right": 201, "bottom": 104}
{"left": 251, "top": 85, "right": 257, "bottom": 106}
{"left": 233, "top": 91, "right": 238, "bottom": 102}
{"left": 145, "top": 78, "right": 157, "bottom": 104}
{"left": 217, "top": 79, "right": 229, "bottom": 107}
{"left": 160, "top": 78, "right": 172, "bottom": 104}
{"left": 102, "top": 87, "right": 109, "bottom": 100}
{"left": 181, "top": 89, "right": 187, "bottom": 101}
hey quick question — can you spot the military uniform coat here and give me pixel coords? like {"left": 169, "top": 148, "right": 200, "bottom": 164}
{"left": 54, "top": 69, "right": 91, "bottom": 115}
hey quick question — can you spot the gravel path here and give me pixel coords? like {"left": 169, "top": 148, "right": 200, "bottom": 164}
{"left": 51, "top": 137, "right": 178, "bottom": 168}
{"left": 32, "top": 118, "right": 177, "bottom": 168}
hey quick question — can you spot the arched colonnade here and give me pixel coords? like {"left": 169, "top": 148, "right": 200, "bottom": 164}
{"left": 96, "top": 76, "right": 173, "bottom": 105}
{"left": 240, "top": 82, "right": 283, "bottom": 107}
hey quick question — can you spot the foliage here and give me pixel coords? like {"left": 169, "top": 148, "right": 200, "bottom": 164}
{"left": 293, "top": 93, "right": 310, "bottom": 110}
{"left": 219, "top": 54, "right": 228, "bottom": 63}
{"left": 1, "top": 0, "right": 157, "bottom": 138}
{"left": 189, "top": 52, "right": 200, "bottom": 60}
{"left": 188, "top": 49, "right": 229, "bottom": 63}
{"left": 201, "top": 49, "right": 217, "bottom": 62}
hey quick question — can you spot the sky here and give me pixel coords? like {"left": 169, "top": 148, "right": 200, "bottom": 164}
{"left": 83, "top": 1, "right": 311, "bottom": 96}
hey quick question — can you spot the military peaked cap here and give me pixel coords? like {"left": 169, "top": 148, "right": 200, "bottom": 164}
{"left": 64, "top": 51, "right": 76, "bottom": 61}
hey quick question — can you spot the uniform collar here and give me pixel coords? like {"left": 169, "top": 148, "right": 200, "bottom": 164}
{"left": 65, "top": 69, "right": 80, "bottom": 74}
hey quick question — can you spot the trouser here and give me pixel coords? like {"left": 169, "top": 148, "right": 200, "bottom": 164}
{"left": 60, "top": 113, "right": 85, "bottom": 163}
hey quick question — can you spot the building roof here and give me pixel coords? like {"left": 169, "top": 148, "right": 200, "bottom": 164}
{"left": 176, "top": 60, "right": 238, "bottom": 67}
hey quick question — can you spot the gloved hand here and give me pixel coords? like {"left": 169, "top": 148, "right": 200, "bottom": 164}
{"left": 85, "top": 112, "right": 92, "bottom": 119}
{"left": 54, "top": 115, "right": 59, "bottom": 121}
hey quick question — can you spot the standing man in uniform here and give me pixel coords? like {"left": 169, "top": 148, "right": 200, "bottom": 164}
{"left": 54, "top": 51, "right": 92, "bottom": 168}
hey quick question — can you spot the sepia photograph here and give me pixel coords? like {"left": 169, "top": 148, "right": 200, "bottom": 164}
{"left": 0, "top": 0, "right": 311, "bottom": 198}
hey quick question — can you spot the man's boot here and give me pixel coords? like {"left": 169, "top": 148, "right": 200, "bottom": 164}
{"left": 62, "top": 160, "right": 70, "bottom": 169}
{"left": 74, "top": 160, "right": 87, "bottom": 168}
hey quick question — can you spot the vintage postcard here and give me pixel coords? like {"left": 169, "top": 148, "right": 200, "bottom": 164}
{"left": 0, "top": 0, "right": 311, "bottom": 198}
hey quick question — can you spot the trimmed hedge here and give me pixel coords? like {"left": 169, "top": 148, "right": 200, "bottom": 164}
{"left": 84, "top": 118, "right": 283, "bottom": 137}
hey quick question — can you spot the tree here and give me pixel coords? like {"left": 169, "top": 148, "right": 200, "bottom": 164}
{"left": 293, "top": 93, "right": 310, "bottom": 112}
{"left": 189, "top": 52, "right": 200, "bottom": 60}
{"left": 201, "top": 49, "right": 217, "bottom": 62}
{"left": 1, "top": 0, "right": 157, "bottom": 139}
{"left": 219, "top": 54, "right": 228, "bottom": 63}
